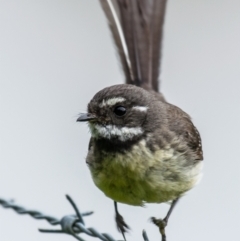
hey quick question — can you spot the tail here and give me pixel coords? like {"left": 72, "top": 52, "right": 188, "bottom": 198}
{"left": 99, "top": 0, "right": 167, "bottom": 92}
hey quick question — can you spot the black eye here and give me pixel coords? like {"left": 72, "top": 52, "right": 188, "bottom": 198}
{"left": 114, "top": 106, "right": 126, "bottom": 116}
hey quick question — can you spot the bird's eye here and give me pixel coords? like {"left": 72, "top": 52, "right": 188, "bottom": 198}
{"left": 114, "top": 106, "right": 126, "bottom": 116}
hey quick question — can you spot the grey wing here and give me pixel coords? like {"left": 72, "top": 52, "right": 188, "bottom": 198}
{"left": 167, "top": 104, "right": 203, "bottom": 161}
{"left": 99, "top": 0, "right": 167, "bottom": 92}
{"left": 182, "top": 118, "right": 203, "bottom": 161}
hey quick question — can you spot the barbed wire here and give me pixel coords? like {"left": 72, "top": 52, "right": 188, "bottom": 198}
{"left": 0, "top": 195, "right": 150, "bottom": 241}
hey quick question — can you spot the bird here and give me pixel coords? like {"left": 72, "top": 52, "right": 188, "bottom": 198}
{"left": 77, "top": 1, "right": 203, "bottom": 241}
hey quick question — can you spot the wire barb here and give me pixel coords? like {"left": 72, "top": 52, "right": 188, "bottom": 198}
{"left": 142, "top": 230, "right": 149, "bottom": 241}
{"left": 0, "top": 198, "right": 60, "bottom": 225}
{"left": 0, "top": 195, "right": 151, "bottom": 241}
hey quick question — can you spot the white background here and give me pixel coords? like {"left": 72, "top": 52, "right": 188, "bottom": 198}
{"left": 0, "top": 0, "right": 240, "bottom": 240}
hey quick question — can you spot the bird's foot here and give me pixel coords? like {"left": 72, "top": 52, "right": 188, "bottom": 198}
{"left": 115, "top": 212, "right": 130, "bottom": 241}
{"left": 151, "top": 217, "right": 167, "bottom": 241}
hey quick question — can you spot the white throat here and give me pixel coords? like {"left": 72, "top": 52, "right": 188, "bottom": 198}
{"left": 89, "top": 123, "right": 143, "bottom": 142}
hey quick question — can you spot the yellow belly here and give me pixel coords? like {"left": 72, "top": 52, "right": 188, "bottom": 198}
{"left": 88, "top": 140, "right": 203, "bottom": 206}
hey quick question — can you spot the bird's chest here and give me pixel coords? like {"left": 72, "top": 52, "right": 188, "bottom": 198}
{"left": 86, "top": 140, "right": 202, "bottom": 206}
{"left": 88, "top": 141, "right": 154, "bottom": 205}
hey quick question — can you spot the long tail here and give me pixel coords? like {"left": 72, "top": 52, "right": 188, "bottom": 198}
{"left": 99, "top": 0, "right": 167, "bottom": 92}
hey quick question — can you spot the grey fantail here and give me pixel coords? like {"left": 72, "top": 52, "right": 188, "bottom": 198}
{"left": 77, "top": 1, "right": 203, "bottom": 240}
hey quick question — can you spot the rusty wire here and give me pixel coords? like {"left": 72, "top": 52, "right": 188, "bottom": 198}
{"left": 0, "top": 195, "right": 150, "bottom": 241}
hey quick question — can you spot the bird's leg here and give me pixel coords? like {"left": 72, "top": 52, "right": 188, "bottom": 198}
{"left": 114, "top": 201, "right": 130, "bottom": 241}
{"left": 151, "top": 198, "right": 179, "bottom": 241}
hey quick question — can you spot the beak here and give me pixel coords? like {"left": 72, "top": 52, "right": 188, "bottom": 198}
{"left": 76, "top": 113, "right": 97, "bottom": 122}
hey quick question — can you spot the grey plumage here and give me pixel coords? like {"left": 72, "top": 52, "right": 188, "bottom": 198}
{"left": 78, "top": 1, "right": 203, "bottom": 238}
{"left": 82, "top": 84, "right": 203, "bottom": 206}
{"left": 99, "top": 0, "right": 167, "bottom": 91}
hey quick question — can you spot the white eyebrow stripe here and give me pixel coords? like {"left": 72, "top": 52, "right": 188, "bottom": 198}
{"left": 132, "top": 106, "right": 149, "bottom": 112}
{"left": 89, "top": 124, "right": 143, "bottom": 142}
{"left": 100, "top": 97, "right": 126, "bottom": 107}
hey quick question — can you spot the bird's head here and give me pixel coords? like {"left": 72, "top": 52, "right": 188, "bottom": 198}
{"left": 77, "top": 84, "right": 158, "bottom": 142}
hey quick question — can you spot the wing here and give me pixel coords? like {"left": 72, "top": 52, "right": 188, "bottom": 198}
{"left": 183, "top": 118, "right": 203, "bottom": 161}
{"left": 167, "top": 104, "right": 203, "bottom": 161}
{"left": 99, "top": 0, "right": 167, "bottom": 92}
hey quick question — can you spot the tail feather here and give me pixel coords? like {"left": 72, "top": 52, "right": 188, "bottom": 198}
{"left": 99, "top": 0, "right": 167, "bottom": 92}
{"left": 99, "top": 0, "right": 134, "bottom": 82}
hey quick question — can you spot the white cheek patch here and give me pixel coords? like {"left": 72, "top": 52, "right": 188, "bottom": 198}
{"left": 89, "top": 124, "right": 143, "bottom": 142}
{"left": 100, "top": 97, "right": 126, "bottom": 107}
{"left": 132, "top": 106, "right": 148, "bottom": 112}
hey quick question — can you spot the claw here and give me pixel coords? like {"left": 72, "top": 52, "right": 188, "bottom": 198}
{"left": 151, "top": 217, "right": 167, "bottom": 241}
{"left": 115, "top": 212, "right": 130, "bottom": 240}
{"left": 114, "top": 201, "right": 130, "bottom": 241}
{"left": 116, "top": 213, "right": 129, "bottom": 232}
{"left": 150, "top": 199, "right": 179, "bottom": 241}
{"left": 151, "top": 217, "right": 167, "bottom": 229}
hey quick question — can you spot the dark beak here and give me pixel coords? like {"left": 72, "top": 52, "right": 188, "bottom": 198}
{"left": 76, "top": 113, "right": 97, "bottom": 122}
